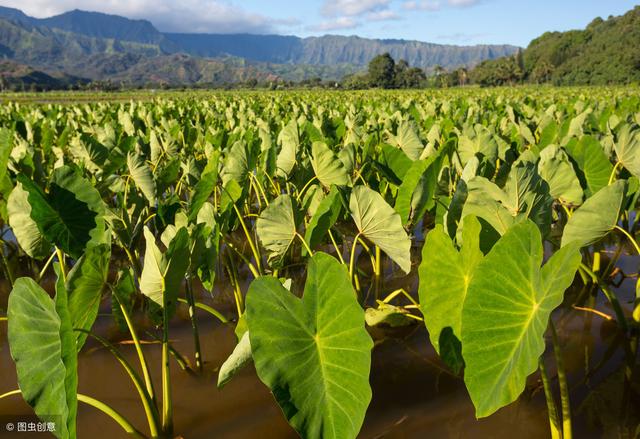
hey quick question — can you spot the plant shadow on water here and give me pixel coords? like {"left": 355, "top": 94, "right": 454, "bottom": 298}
{"left": 0, "top": 247, "right": 637, "bottom": 439}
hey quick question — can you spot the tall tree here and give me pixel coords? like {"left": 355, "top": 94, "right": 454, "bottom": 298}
{"left": 368, "top": 53, "right": 396, "bottom": 89}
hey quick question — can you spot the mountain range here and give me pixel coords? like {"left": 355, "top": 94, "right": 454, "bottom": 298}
{"left": 0, "top": 6, "right": 518, "bottom": 87}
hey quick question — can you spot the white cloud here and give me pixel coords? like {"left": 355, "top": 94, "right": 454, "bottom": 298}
{"left": 403, "top": 1, "right": 440, "bottom": 11}
{"left": 402, "top": 0, "right": 481, "bottom": 11}
{"left": 0, "top": 0, "right": 292, "bottom": 33}
{"left": 320, "top": 0, "right": 391, "bottom": 18}
{"left": 367, "top": 10, "right": 401, "bottom": 21}
{"left": 308, "top": 16, "right": 359, "bottom": 32}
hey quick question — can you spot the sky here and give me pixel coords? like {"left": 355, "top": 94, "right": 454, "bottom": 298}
{"left": 0, "top": 0, "right": 638, "bottom": 47}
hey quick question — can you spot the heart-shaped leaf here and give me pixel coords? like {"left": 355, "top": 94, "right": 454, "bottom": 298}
{"left": 461, "top": 221, "right": 581, "bottom": 417}
{"left": 304, "top": 186, "right": 342, "bottom": 253}
{"left": 8, "top": 277, "right": 78, "bottom": 439}
{"left": 561, "top": 180, "right": 626, "bottom": 248}
{"left": 256, "top": 194, "right": 299, "bottom": 266}
{"left": 127, "top": 151, "right": 156, "bottom": 204}
{"left": 419, "top": 216, "right": 483, "bottom": 357}
{"left": 388, "top": 121, "right": 424, "bottom": 160}
{"left": 537, "top": 144, "right": 583, "bottom": 205}
{"left": 7, "top": 181, "right": 51, "bottom": 259}
{"left": 66, "top": 243, "right": 111, "bottom": 351}
{"left": 462, "top": 162, "right": 552, "bottom": 236}
{"left": 246, "top": 252, "right": 372, "bottom": 439}
{"left": 140, "top": 227, "right": 190, "bottom": 317}
{"left": 350, "top": 185, "right": 412, "bottom": 273}
{"left": 614, "top": 124, "right": 640, "bottom": 178}
{"left": 565, "top": 136, "right": 612, "bottom": 197}
{"left": 276, "top": 119, "right": 300, "bottom": 178}
{"left": 311, "top": 141, "right": 350, "bottom": 187}
{"left": 15, "top": 166, "right": 105, "bottom": 259}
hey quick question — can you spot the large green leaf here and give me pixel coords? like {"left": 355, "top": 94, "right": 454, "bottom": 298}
{"left": 350, "top": 185, "right": 412, "bottom": 274}
{"left": 221, "top": 140, "right": 250, "bottom": 186}
{"left": 7, "top": 181, "right": 51, "bottom": 259}
{"left": 419, "top": 216, "right": 483, "bottom": 356}
{"left": 389, "top": 121, "right": 424, "bottom": 160}
{"left": 395, "top": 153, "right": 443, "bottom": 225}
{"left": 462, "top": 162, "right": 552, "bottom": 236}
{"left": 0, "top": 128, "right": 13, "bottom": 183}
{"left": 276, "top": 119, "right": 299, "bottom": 177}
{"left": 188, "top": 150, "right": 220, "bottom": 221}
{"left": 304, "top": 186, "right": 342, "bottom": 253}
{"left": 140, "top": 227, "right": 190, "bottom": 316}
{"left": 311, "top": 141, "right": 349, "bottom": 187}
{"left": 54, "top": 265, "right": 78, "bottom": 439}
{"left": 561, "top": 180, "right": 626, "bottom": 248}
{"left": 613, "top": 124, "right": 640, "bottom": 178}
{"left": 256, "top": 194, "right": 299, "bottom": 265}
{"left": 217, "top": 331, "right": 252, "bottom": 389}
{"left": 66, "top": 244, "right": 111, "bottom": 351}
{"left": 246, "top": 252, "right": 372, "bottom": 439}
{"left": 16, "top": 166, "right": 105, "bottom": 259}
{"left": 8, "top": 277, "right": 78, "bottom": 438}
{"left": 461, "top": 221, "right": 581, "bottom": 417}
{"left": 565, "top": 136, "right": 612, "bottom": 197}
{"left": 537, "top": 144, "right": 583, "bottom": 205}
{"left": 127, "top": 151, "right": 156, "bottom": 204}
{"left": 457, "top": 125, "right": 498, "bottom": 167}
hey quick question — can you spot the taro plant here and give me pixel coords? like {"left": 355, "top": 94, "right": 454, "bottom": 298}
{"left": 0, "top": 89, "right": 639, "bottom": 439}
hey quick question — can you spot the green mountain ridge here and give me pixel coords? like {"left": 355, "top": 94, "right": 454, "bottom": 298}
{"left": 0, "top": 6, "right": 518, "bottom": 87}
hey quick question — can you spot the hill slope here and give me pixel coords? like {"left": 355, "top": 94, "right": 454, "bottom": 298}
{"left": 470, "top": 6, "right": 640, "bottom": 85}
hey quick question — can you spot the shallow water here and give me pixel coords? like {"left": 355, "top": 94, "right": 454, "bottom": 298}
{"left": 0, "top": 251, "right": 638, "bottom": 438}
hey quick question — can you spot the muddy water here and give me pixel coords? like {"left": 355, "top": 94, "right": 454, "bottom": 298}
{"left": 0, "top": 252, "right": 639, "bottom": 438}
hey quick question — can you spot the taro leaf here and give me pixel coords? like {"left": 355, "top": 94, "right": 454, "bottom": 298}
{"left": 461, "top": 221, "right": 581, "bottom": 417}
{"left": 350, "top": 185, "right": 412, "bottom": 274}
{"left": 276, "top": 119, "right": 299, "bottom": 177}
{"left": 565, "top": 136, "right": 613, "bottom": 197}
{"left": 246, "top": 252, "right": 372, "bottom": 439}
{"left": 256, "top": 194, "right": 298, "bottom": 266}
{"left": 221, "top": 140, "right": 250, "bottom": 186}
{"left": 0, "top": 128, "right": 13, "bottom": 183}
{"left": 188, "top": 150, "right": 220, "bottom": 221}
{"left": 217, "top": 331, "right": 252, "bottom": 389}
{"left": 7, "top": 181, "right": 51, "bottom": 259}
{"left": 419, "top": 216, "right": 483, "bottom": 360}
{"left": 191, "top": 222, "right": 219, "bottom": 292}
{"left": 379, "top": 143, "right": 413, "bottom": 184}
{"left": 127, "top": 151, "right": 156, "bottom": 204}
{"left": 16, "top": 167, "right": 105, "bottom": 259}
{"left": 140, "top": 227, "right": 190, "bottom": 317}
{"left": 8, "top": 277, "right": 78, "bottom": 439}
{"left": 614, "top": 124, "right": 640, "bottom": 178}
{"left": 311, "top": 141, "right": 349, "bottom": 187}
{"left": 537, "top": 144, "right": 583, "bottom": 205}
{"left": 304, "top": 186, "right": 342, "bottom": 254}
{"left": 561, "top": 180, "right": 626, "bottom": 248}
{"left": 365, "top": 303, "right": 415, "bottom": 328}
{"left": 462, "top": 162, "right": 552, "bottom": 237}
{"left": 389, "top": 121, "right": 423, "bottom": 160}
{"left": 66, "top": 243, "right": 111, "bottom": 351}
{"left": 457, "top": 125, "right": 498, "bottom": 168}
{"left": 395, "top": 153, "right": 442, "bottom": 225}
{"left": 53, "top": 265, "right": 78, "bottom": 439}
{"left": 337, "top": 143, "right": 355, "bottom": 174}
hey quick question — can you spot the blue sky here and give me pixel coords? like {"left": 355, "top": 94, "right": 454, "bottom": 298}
{"left": 3, "top": 0, "right": 639, "bottom": 46}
